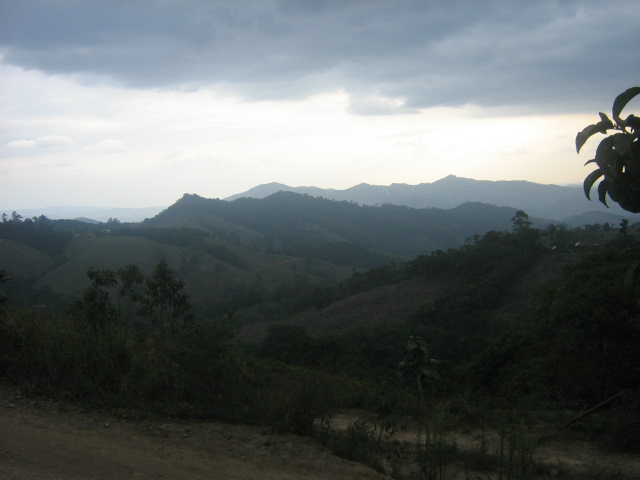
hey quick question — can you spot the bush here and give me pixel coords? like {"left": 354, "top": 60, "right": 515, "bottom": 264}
{"left": 0, "top": 307, "right": 357, "bottom": 435}
{"left": 316, "top": 417, "right": 387, "bottom": 474}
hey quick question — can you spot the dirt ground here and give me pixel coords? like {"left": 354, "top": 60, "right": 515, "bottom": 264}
{"left": 2, "top": 383, "right": 638, "bottom": 480}
{"left": 0, "top": 383, "right": 389, "bottom": 480}
{"left": 329, "top": 412, "right": 640, "bottom": 479}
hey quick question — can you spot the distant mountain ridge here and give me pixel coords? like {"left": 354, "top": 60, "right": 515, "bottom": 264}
{"left": 225, "top": 175, "right": 639, "bottom": 224}
{"left": 6, "top": 176, "right": 638, "bottom": 225}
{"left": 1, "top": 206, "right": 165, "bottom": 223}
{"left": 2, "top": 187, "right": 634, "bottom": 316}
{"left": 0, "top": 206, "right": 167, "bottom": 223}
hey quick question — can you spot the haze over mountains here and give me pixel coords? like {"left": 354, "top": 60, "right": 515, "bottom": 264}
{"left": 0, "top": 188, "right": 529, "bottom": 315}
{"left": 0, "top": 206, "right": 167, "bottom": 224}
{"left": 3, "top": 176, "right": 638, "bottom": 226}
{"left": 226, "top": 175, "right": 638, "bottom": 225}
{"left": 2, "top": 173, "right": 638, "bottom": 323}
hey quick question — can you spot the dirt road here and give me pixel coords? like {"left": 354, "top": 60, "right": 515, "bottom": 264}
{"left": 2, "top": 383, "right": 639, "bottom": 480}
{"left": 0, "top": 383, "right": 389, "bottom": 480}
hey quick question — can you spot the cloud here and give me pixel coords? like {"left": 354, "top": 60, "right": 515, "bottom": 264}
{"left": 84, "top": 139, "right": 126, "bottom": 153}
{"left": 5, "top": 139, "right": 36, "bottom": 149}
{"left": 347, "top": 94, "right": 417, "bottom": 116}
{"left": 36, "top": 135, "right": 74, "bottom": 147}
{"left": 1, "top": 1, "right": 638, "bottom": 113}
{"left": 5, "top": 135, "right": 74, "bottom": 149}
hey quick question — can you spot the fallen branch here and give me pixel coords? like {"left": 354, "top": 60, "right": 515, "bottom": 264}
{"left": 558, "top": 390, "right": 628, "bottom": 431}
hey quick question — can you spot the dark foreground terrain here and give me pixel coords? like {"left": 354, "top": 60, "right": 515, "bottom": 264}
{"left": 0, "top": 383, "right": 388, "bottom": 480}
{"left": 2, "top": 383, "right": 638, "bottom": 480}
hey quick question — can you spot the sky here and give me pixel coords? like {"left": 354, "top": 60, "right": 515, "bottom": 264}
{"left": 1, "top": 0, "right": 639, "bottom": 209}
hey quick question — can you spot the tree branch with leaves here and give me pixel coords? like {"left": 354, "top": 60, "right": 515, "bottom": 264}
{"left": 578, "top": 86, "right": 640, "bottom": 213}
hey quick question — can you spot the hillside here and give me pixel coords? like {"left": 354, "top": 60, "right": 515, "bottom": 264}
{"left": 0, "top": 239, "right": 54, "bottom": 279}
{"left": 29, "top": 231, "right": 355, "bottom": 315}
{"left": 237, "top": 249, "right": 581, "bottom": 344}
{"left": 147, "top": 192, "right": 523, "bottom": 259}
{"left": 2, "top": 205, "right": 639, "bottom": 477}
{"left": 1, "top": 191, "right": 634, "bottom": 320}
{"left": 237, "top": 274, "right": 451, "bottom": 342}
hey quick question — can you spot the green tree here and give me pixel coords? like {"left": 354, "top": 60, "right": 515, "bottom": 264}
{"left": 578, "top": 86, "right": 640, "bottom": 213}
{"left": 619, "top": 218, "right": 629, "bottom": 236}
{"left": 115, "top": 264, "right": 145, "bottom": 337}
{"left": 511, "top": 210, "right": 532, "bottom": 233}
{"left": 140, "top": 260, "right": 192, "bottom": 335}
{"left": 0, "top": 270, "right": 7, "bottom": 319}
{"left": 71, "top": 261, "right": 193, "bottom": 337}
{"left": 544, "top": 223, "right": 559, "bottom": 245}
{"left": 533, "top": 248, "right": 640, "bottom": 403}
{"left": 398, "top": 337, "right": 439, "bottom": 458}
{"left": 69, "top": 267, "right": 117, "bottom": 332}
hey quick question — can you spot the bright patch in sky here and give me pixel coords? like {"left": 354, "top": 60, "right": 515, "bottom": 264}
{"left": 0, "top": 1, "right": 638, "bottom": 208}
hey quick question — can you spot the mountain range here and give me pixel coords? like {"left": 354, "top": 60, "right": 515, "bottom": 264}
{"left": 226, "top": 175, "right": 639, "bottom": 225}
{"left": 4, "top": 176, "right": 638, "bottom": 226}
{"left": 1, "top": 180, "right": 636, "bottom": 321}
{"left": 0, "top": 193, "right": 519, "bottom": 318}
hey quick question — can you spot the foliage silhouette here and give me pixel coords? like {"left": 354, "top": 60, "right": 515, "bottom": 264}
{"left": 578, "top": 86, "right": 640, "bottom": 212}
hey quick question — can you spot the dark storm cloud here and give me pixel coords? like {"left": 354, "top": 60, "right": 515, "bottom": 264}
{"left": 1, "top": 0, "right": 638, "bottom": 112}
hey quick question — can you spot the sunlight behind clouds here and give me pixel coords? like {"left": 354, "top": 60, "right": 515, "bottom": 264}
{"left": 0, "top": 59, "right": 595, "bottom": 208}
{"left": 1, "top": 0, "right": 638, "bottom": 208}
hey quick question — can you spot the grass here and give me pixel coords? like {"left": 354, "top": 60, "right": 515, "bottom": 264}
{"left": 35, "top": 236, "right": 182, "bottom": 295}
{"left": 20, "top": 231, "right": 354, "bottom": 315}
{"left": 0, "top": 239, "right": 54, "bottom": 278}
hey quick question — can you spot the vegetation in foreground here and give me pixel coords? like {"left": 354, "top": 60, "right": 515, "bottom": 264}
{"left": 2, "top": 218, "right": 639, "bottom": 478}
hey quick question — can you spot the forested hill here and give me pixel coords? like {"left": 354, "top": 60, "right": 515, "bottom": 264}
{"left": 0, "top": 192, "right": 527, "bottom": 315}
{"left": 145, "top": 191, "right": 522, "bottom": 258}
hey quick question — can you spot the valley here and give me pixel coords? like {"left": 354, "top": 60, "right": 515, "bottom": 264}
{"left": 1, "top": 186, "right": 639, "bottom": 479}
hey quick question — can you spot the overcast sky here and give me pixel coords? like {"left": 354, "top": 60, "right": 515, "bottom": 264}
{"left": 1, "top": 0, "right": 639, "bottom": 208}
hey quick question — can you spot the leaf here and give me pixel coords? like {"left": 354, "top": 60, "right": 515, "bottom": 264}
{"left": 624, "top": 114, "right": 640, "bottom": 132}
{"left": 612, "top": 86, "right": 640, "bottom": 125}
{"left": 599, "top": 112, "right": 612, "bottom": 124}
{"left": 576, "top": 119, "right": 613, "bottom": 153}
{"left": 611, "top": 132, "right": 633, "bottom": 157}
{"left": 583, "top": 169, "right": 603, "bottom": 200}
{"left": 613, "top": 152, "right": 625, "bottom": 175}
{"left": 608, "top": 183, "right": 620, "bottom": 202}
{"left": 597, "top": 179, "right": 609, "bottom": 207}
{"left": 594, "top": 136, "right": 615, "bottom": 168}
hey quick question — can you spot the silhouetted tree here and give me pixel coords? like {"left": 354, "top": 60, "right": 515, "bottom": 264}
{"left": 511, "top": 210, "right": 531, "bottom": 232}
